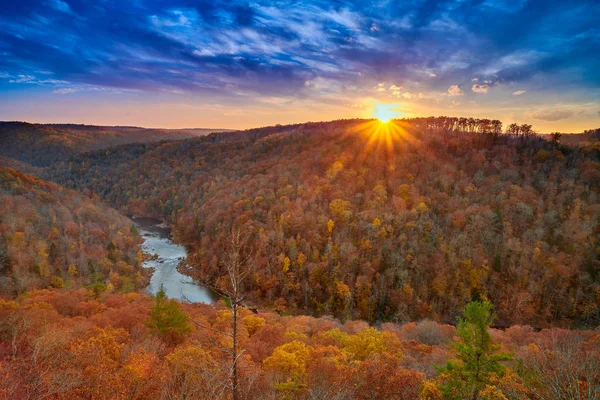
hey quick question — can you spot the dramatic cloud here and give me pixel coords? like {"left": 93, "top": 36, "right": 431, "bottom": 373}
{"left": 448, "top": 85, "right": 463, "bottom": 97}
{"left": 531, "top": 108, "right": 574, "bottom": 121}
{"left": 512, "top": 90, "right": 526, "bottom": 96}
{"left": 472, "top": 84, "right": 489, "bottom": 94}
{"left": 0, "top": 0, "right": 599, "bottom": 129}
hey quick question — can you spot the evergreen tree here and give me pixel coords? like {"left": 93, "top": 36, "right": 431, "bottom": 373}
{"left": 427, "top": 301, "right": 512, "bottom": 399}
{"left": 146, "top": 285, "right": 192, "bottom": 344}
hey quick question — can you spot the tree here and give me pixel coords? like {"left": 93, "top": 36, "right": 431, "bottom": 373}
{"left": 550, "top": 132, "right": 562, "bottom": 147}
{"left": 424, "top": 301, "right": 512, "bottom": 399}
{"left": 146, "top": 285, "right": 191, "bottom": 344}
{"left": 263, "top": 340, "right": 312, "bottom": 394}
{"left": 194, "top": 230, "right": 253, "bottom": 400}
{"left": 220, "top": 230, "right": 250, "bottom": 400}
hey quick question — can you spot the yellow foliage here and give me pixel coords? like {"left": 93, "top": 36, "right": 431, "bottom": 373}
{"left": 329, "top": 199, "right": 352, "bottom": 220}
{"left": 327, "top": 219, "right": 335, "bottom": 234}
{"left": 372, "top": 217, "right": 381, "bottom": 227}
{"left": 296, "top": 252, "right": 307, "bottom": 267}
{"left": 419, "top": 380, "right": 443, "bottom": 400}
{"left": 402, "top": 283, "right": 414, "bottom": 298}
{"left": 285, "top": 331, "right": 309, "bottom": 340}
{"left": 325, "top": 327, "right": 400, "bottom": 361}
{"left": 23, "top": 301, "right": 54, "bottom": 310}
{"left": 373, "top": 184, "right": 388, "bottom": 202}
{"left": 51, "top": 276, "right": 64, "bottom": 288}
{"left": 326, "top": 160, "right": 344, "bottom": 179}
{"left": 480, "top": 385, "right": 508, "bottom": 400}
{"left": 416, "top": 202, "right": 429, "bottom": 214}
{"left": 0, "top": 299, "right": 19, "bottom": 310}
{"left": 336, "top": 281, "right": 351, "bottom": 299}
{"left": 165, "top": 345, "right": 214, "bottom": 374}
{"left": 263, "top": 340, "right": 312, "bottom": 379}
{"left": 12, "top": 232, "right": 25, "bottom": 247}
{"left": 282, "top": 256, "right": 291, "bottom": 272}
{"left": 243, "top": 315, "right": 266, "bottom": 336}
{"left": 398, "top": 184, "right": 411, "bottom": 200}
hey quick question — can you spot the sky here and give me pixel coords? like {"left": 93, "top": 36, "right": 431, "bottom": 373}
{"left": 0, "top": 0, "right": 599, "bottom": 131}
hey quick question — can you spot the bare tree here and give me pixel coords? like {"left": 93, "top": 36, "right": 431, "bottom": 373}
{"left": 190, "top": 229, "right": 253, "bottom": 400}
{"left": 521, "top": 330, "right": 600, "bottom": 400}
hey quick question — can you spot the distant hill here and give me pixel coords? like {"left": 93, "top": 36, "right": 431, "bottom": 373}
{"left": 0, "top": 121, "right": 234, "bottom": 167}
{"left": 558, "top": 128, "right": 600, "bottom": 146}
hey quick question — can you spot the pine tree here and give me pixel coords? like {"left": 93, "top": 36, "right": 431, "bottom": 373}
{"left": 430, "top": 301, "right": 512, "bottom": 399}
{"left": 146, "top": 285, "right": 192, "bottom": 344}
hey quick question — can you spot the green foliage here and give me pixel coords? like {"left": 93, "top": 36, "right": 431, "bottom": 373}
{"left": 146, "top": 285, "right": 192, "bottom": 343}
{"left": 434, "top": 301, "right": 512, "bottom": 399}
{"left": 88, "top": 272, "right": 107, "bottom": 299}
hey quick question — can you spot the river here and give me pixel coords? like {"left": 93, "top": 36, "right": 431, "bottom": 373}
{"left": 133, "top": 217, "right": 218, "bottom": 303}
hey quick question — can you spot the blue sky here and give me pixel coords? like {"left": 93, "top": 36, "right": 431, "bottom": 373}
{"left": 0, "top": 0, "right": 599, "bottom": 130}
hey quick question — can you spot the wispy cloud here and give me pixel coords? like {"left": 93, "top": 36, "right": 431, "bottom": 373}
{"left": 530, "top": 108, "right": 574, "bottom": 121}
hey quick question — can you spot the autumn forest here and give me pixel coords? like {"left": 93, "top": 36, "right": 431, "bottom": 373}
{"left": 0, "top": 117, "right": 598, "bottom": 399}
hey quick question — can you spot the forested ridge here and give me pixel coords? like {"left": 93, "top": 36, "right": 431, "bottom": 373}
{"left": 43, "top": 118, "right": 600, "bottom": 327}
{"left": 0, "top": 121, "right": 230, "bottom": 167}
{"left": 0, "top": 166, "right": 148, "bottom": 296}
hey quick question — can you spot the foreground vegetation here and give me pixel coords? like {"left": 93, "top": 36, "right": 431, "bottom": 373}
{"left": 0, "top": 289, "right": 598, "bottom": 399}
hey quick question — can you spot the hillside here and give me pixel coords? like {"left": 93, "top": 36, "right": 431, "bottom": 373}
{"left": 0, "top": 122, "right": 232, "bottom": 167}
{"left": 0, "top": 166, "right": 147, "bottom": 295}
{"left": 44, "top": 118, "right": 600, "bottom": 327}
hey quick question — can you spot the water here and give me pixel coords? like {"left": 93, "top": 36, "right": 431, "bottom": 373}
{"left": 134, "top": 217, "right": 217, "bottom": 303}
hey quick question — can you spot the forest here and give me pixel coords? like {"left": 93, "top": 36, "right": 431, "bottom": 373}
{"left": 0, "top": 117, "right": 599, "bottom": 399}
{"left": 0, "top": 167, "right": 148, "bottom": 296}
{"left": 43, "top": 118, "right": 600, "bottom": 327}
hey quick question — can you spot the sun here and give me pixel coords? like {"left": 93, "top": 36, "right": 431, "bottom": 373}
{"left": 372, "top": 103, "right": 398, "bottom": 123}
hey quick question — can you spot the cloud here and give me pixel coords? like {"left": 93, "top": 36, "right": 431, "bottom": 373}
{"left": 447, "top": 85, "right": 463, "bottom": 96}
{"left": 53, "top": 88, "right": 78, "bottom": 94}
{"left": 49, "top": 0, "right": 72, "bottom": 14}
{"left": 531, "top": 108, "right": 574, "bottom": 121}
{"left": 0, "top": 0, "right": 598, "bottom": 104}
{"left": 471, "top": 84, "right": 489, "bottom": 93}
{"left": 512, "top": 90, "right": 526, "bottom": 96}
